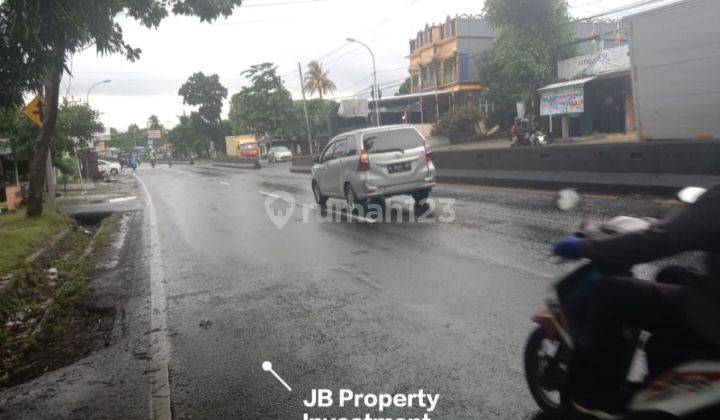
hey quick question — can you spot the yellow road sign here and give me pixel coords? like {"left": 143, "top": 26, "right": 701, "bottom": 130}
{"left": 22, "top": 95, "right": 45, "bottom": 127}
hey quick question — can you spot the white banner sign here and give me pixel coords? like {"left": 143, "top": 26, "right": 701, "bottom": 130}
{"left": 540, "top": 87, "right": 584, "bottom": 116}
{"left": 558, "top": 45, "right": 630, "bottom": 80}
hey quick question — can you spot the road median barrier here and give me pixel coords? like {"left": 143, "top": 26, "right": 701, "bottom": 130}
{"left": 290, "top": 155, "right": 314, "bottom": 174}
{"left": 212, "top": 157, "right": 261, "bottom": 170}
{"left": 432, "top": 140, "right": 720, "bottom": 195}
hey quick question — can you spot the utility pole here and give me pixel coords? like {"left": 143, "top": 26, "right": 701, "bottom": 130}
{"left": 298, "top": 62, "right": 314, "bottom": 155}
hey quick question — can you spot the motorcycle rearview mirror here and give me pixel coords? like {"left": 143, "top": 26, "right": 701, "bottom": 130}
{"left": 555, "top": 188, "right": 582, "bottom": 211}
{"left": 677, "top": 186, "right": 707, "bottom": 204}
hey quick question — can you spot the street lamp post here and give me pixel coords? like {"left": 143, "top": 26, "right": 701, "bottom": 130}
{"left": 86, "top": 79, "right": 111, "bottom": 105}
{"left": 347, "top": 38, "right": 380, "bottom": 127}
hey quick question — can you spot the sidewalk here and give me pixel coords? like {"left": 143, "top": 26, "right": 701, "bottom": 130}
{"left": 56, "top": 174, "right": 143, "bottom": 219}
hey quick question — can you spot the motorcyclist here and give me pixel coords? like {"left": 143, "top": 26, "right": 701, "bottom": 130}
{"left": 553, "top": 184, "right": 720, "bottom": 417}
{"left": 129, "top": 157, "right": 138, "bottom": 172}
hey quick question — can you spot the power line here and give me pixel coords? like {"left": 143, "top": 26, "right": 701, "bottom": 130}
{"left": 284, "top": 0, "right": 423, "bottom": 75}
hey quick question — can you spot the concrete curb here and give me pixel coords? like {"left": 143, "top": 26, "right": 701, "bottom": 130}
{"left": 433, "top": 140, "right": 720, "bottom": 195}
{"left": 290, "top": 155, "right": 314, "bottom": 175}
{"left": 211, "top": 162, "right": 261, "bottom": 170}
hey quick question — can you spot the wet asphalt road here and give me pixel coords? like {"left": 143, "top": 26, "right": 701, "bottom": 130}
{"left": 135, "top": 162, "right": 682, "bottom": 419}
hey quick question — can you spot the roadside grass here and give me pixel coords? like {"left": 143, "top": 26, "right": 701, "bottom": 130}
{"left": 0, "top": 210, "right": 72, "bottom": 275}
{"left": 0, "top": 213, "right": 122, "bottom": 388}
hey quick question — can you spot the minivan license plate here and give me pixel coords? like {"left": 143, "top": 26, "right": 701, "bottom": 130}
{"left": 387, "top": 162, "right": 411, "bottom": 174}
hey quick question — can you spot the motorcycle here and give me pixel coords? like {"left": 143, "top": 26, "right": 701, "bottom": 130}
{"left": 512, "top": 123, "right": 547, "bottom": 147}
{"left": 530, "top": 130, "right": 547, "bottom": 146}
{"left": 524, "top": 187, "right": 720, "bottom": 419}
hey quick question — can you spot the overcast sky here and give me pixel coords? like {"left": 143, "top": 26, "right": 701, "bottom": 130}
{"left": 62, "top": 0, "right": 650, "bottom": 131}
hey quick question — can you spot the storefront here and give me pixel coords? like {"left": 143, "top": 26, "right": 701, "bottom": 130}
{"left": 538, "top": 45, "right": 635, "bottom": 140}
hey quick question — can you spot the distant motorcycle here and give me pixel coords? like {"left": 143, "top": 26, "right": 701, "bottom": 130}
{"left": 513, "top": 129, "right": 547, "bottom": 147}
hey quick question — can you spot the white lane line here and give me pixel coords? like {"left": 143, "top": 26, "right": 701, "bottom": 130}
{"left": 256, "top": 190, "right": 377, "bottom": 224}
{"left": 219, "top": 181, "right": 230, "bottom": 186}
{"left": 134, "top": 174, "right": 172, "bottom": 420}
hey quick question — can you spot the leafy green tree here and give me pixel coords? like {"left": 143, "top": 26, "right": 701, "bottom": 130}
{"left": 147, "top": 115, "right": 164, "bottom": 131}
{"left": 228, "top": 63, "right": 295, "bottom": 139}
{"left": 167, "top": 115, "right": 204, "bottom": 157}
{"left": 396, "top": 77, "right": 412, "bottom": 96}
{"left": 178, "top": 72, "right": 227, "bottom": 154}
{"left": 109, "top": 124, "right": 146, "bottom": 153}
{"left": 55, "top": 100, "right": 104, "bottom": 151}
{"left": 0, "top": 101, "right": 102, "bottom": 163}
{"left": 433, "top": 108, "right": 482, "bottom": 144}
{"left": 0, "top": 0, "right": 242, "bottom": 217}
{"left": 478, "top": 0, "right": 574, "bottom": 126}
{"left": 303, "top": 61, "right": 336, "bottom": 99}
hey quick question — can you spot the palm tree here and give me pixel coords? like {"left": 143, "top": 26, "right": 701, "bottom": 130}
{"left": 303, "top": 61, "right": 336, "bottom": 99}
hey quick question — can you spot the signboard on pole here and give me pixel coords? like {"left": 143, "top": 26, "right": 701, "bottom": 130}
{"left": 22, "top": 95, "right": 45, "bottom": 127}
{"left": 540, "top": 87, "right": 584, "bottom": 116}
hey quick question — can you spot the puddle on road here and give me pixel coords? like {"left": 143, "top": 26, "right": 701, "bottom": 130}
{"left": 259, "top": 181, "right": 305, "bottom": 195}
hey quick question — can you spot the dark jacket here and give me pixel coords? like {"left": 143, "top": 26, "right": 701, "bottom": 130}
{"left": 580, "top": 184, "right": 720, "bottom": 276}
{"left": 580, "top": 184, "right": 720, "bottom": 346}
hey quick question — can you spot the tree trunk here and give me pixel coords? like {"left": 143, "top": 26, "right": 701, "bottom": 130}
{"left": 26, "top": 48, "right": 64, "bottom": 218}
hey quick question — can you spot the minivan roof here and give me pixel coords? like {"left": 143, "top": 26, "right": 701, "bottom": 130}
{"left": 341, "top": 125, "right": 417, "bottom": 137}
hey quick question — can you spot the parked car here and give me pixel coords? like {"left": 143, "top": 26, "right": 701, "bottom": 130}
{"left": 98, "top": 159, "right": 121, "bottom": 175}
{"left": 267, "top": 146, "right": 293, "bottom": 163}
{"left": 311, "top": 125, "right": 435, "bottom": 207}
{"left": 239, "top": 143, "right": 260, "bottom": 160}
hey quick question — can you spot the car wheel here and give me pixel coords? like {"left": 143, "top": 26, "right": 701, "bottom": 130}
{"left": 344, "top": 184, "right": 367, "bottom": 210}
{"left": 412, "top": 189, "right": 430, "bottom": 204}
{"left": 110, "top": 168, "right": 119, "bottom": 175}
{"left": 312, "top": 181, "right": 328, "bottom": 206}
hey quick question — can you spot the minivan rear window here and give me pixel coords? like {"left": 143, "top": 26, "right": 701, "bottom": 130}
{"left": 362, "top": 128, "right": 423, "bottom": 154}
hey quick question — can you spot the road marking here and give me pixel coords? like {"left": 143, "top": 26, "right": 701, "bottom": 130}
{"left": 257, "top": 191, "right": 377, "bottom": 224}
{"left": 134, "top": 174, "right": 172, "bottom": 420}
{"left": 219, "top": 181, "right": 230, "bottom": 186}
{"left": 262, "top": 361, "right": 292, "bottom": 392}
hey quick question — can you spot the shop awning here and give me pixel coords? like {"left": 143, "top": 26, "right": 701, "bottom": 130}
{"left": 538, "top": 76, "right": 596, "bottom": 93}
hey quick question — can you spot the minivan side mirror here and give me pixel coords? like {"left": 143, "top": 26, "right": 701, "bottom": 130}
{"left": 313, "top": 155, "right": 320, "bottom": 163}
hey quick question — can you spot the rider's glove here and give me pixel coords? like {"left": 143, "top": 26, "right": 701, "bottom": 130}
{"left": 553, "top": 236, "right": 585, "bottom": 259}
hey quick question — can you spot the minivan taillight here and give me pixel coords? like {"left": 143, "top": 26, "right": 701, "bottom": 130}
{"left": 423, "top": 139, "right": 432, "bottom": 162}
{"left": 358, "top": 150, "right": 369, "bottom": 171}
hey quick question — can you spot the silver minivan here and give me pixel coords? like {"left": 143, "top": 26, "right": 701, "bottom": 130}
{"left": 311, "top": 125, "right": 436, "bottom": 206}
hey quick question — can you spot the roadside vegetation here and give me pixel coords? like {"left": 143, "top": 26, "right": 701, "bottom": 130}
{"left": 0, "top": 212, "right": 122, "bottom": 388}
{"left": 0, "top": 210, "right": 71, "bottom": 274}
